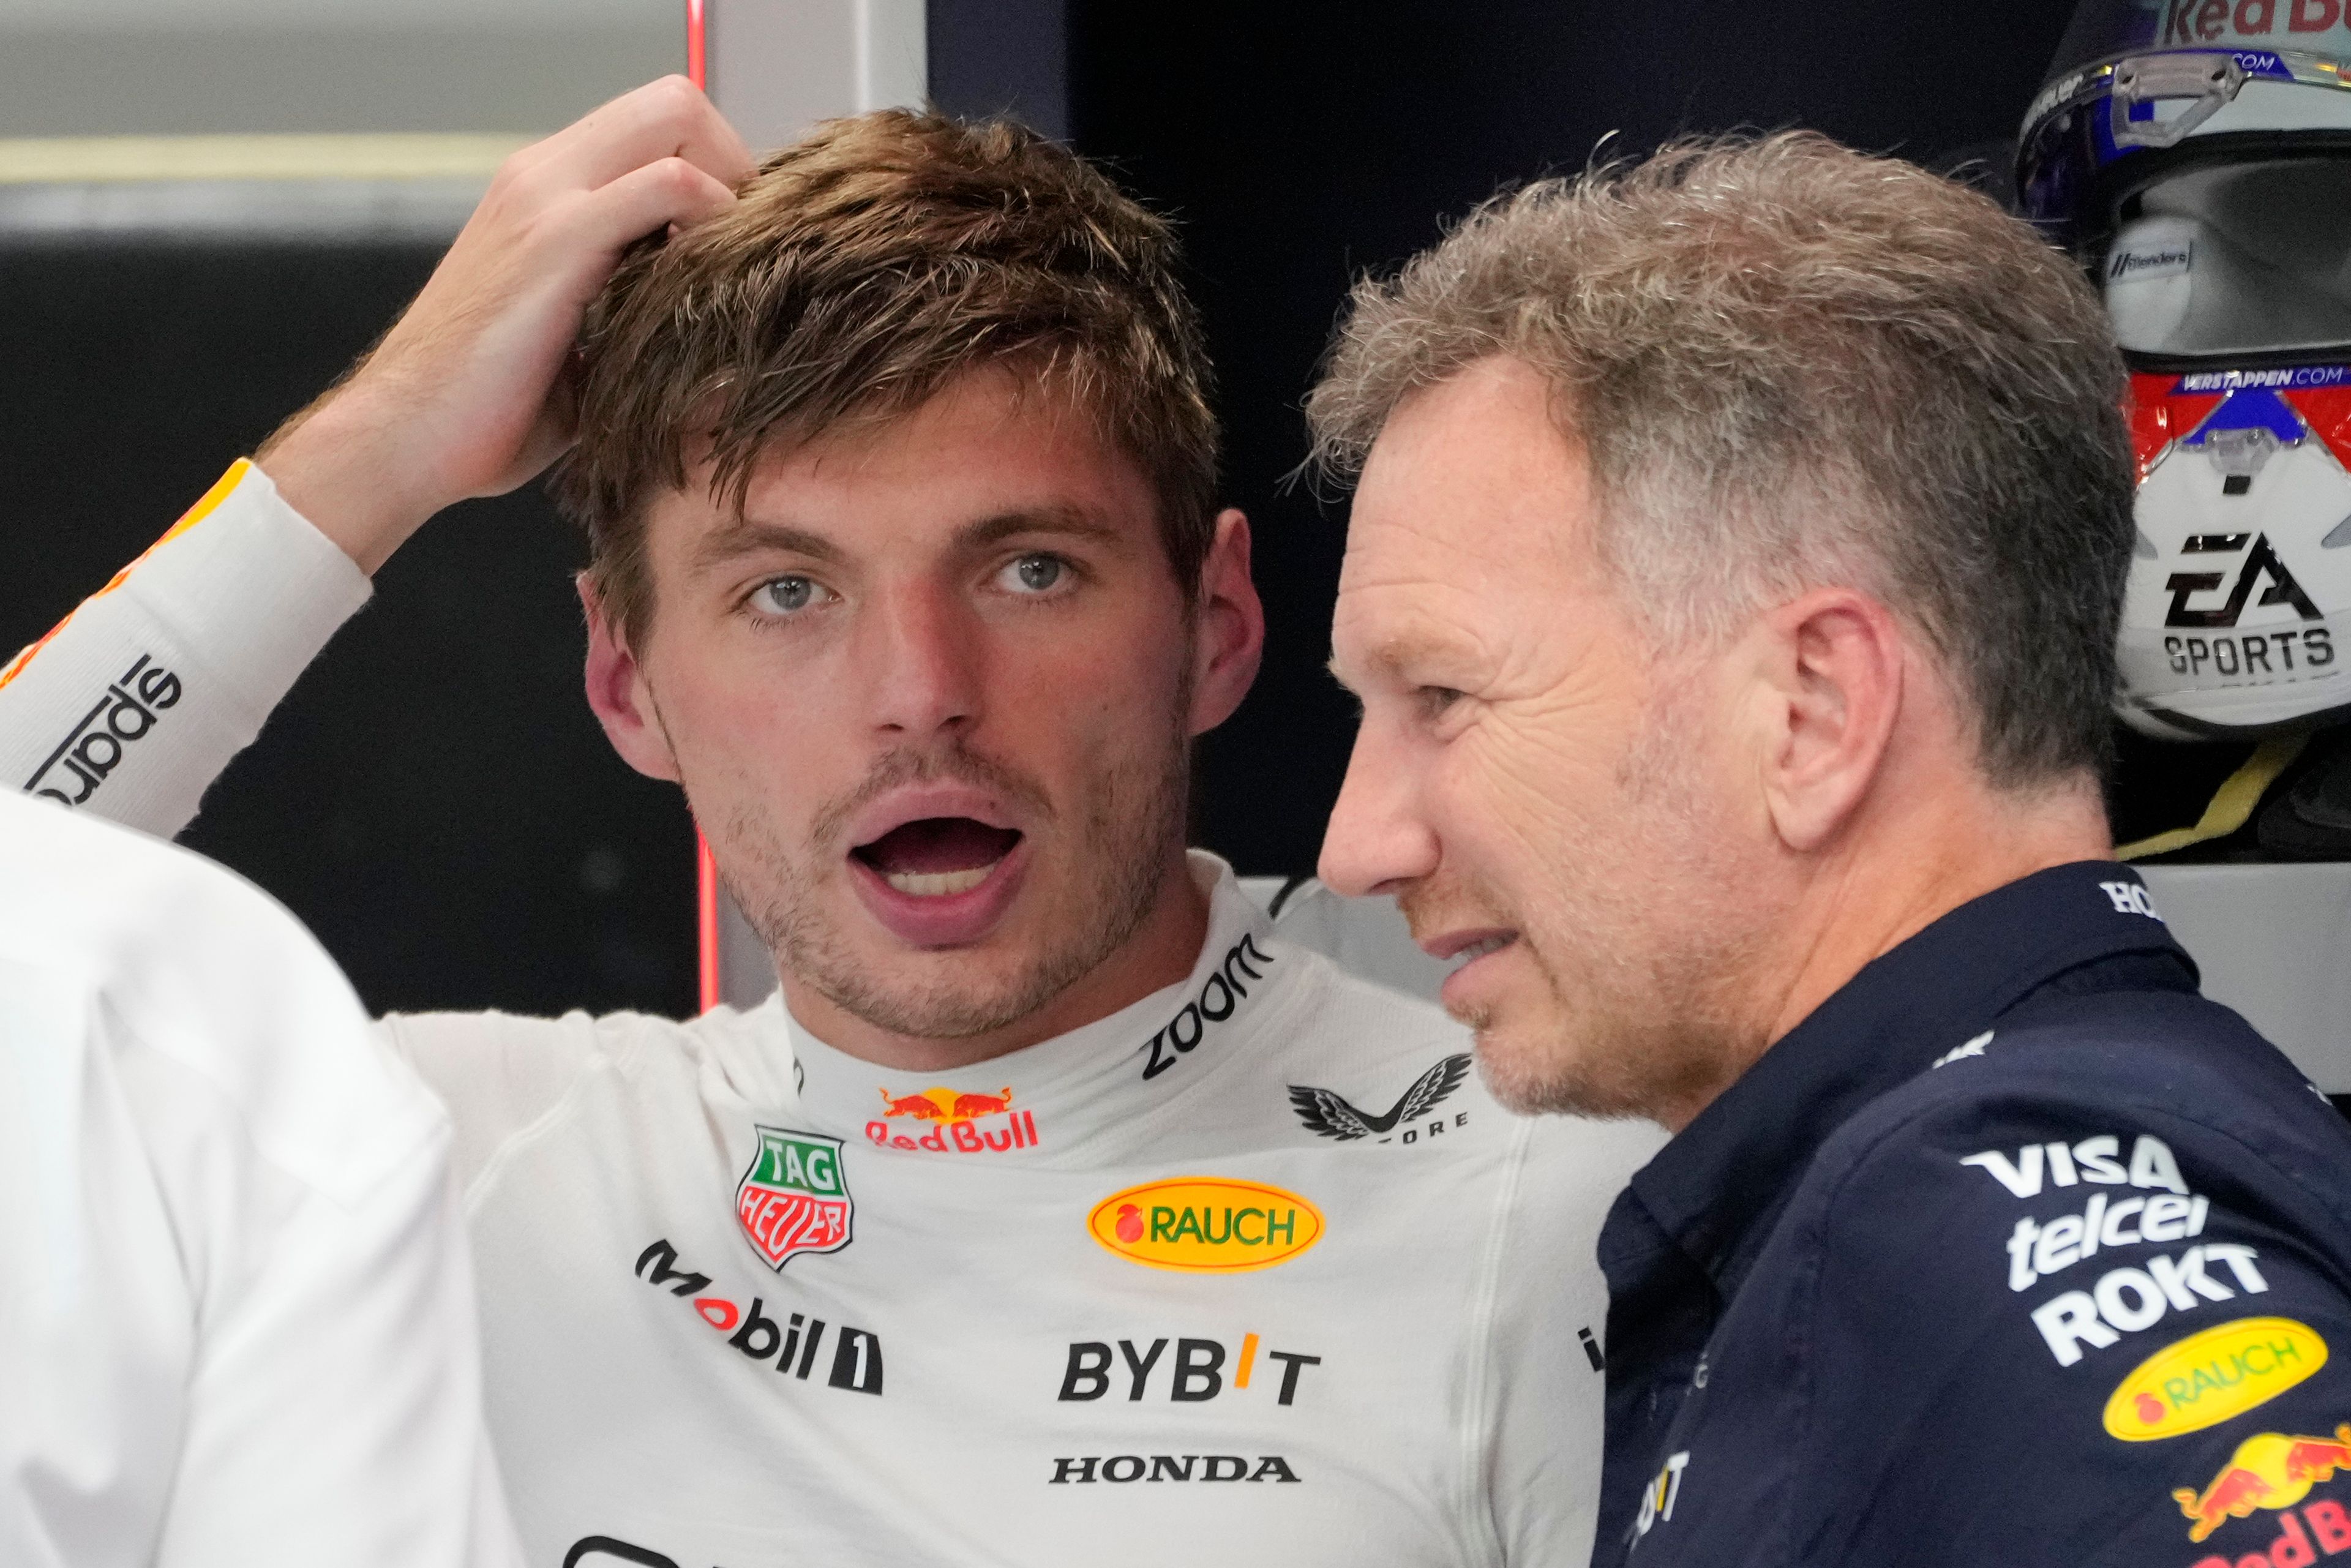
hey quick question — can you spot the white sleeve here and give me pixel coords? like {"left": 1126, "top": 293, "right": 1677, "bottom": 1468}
{"left": 379, "top": 1009, "right": 612, "bottom": 1195}
{"left": 1481, "top": 1114, "right": 1663, "bottom": 1567}
{"left": 0, "top": 460, "right": 370, "bottom": 838}
{"left": 0, "top": 792, "right": 522, "bottom": 1568}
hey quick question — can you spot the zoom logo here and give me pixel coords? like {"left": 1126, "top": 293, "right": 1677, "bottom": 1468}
{"left": 1139, "top": 934, "right": 1275, "bottom": 1081}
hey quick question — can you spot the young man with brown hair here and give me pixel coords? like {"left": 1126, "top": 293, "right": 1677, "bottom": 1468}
{"left": 0, "top": 81, "right": 1654, "bottom": 1566}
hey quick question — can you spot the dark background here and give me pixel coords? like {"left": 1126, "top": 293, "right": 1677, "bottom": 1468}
{"left": 0, "top": 1, "right": 2083, "bottom": 1019}
{"left": 1063, "top": 2, "right": 2078, "bottom": 880}
{"left": 0, "top": 242, "right": 696, "bottom": 1016}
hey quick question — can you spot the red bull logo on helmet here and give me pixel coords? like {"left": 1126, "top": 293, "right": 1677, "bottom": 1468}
{"left": 2162, "top": 0, "right": 2351, "bottom": 47}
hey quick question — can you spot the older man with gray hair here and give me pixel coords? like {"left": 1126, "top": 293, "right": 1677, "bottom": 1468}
{"left": 1312, "top": 132, "right": 2351, "bottom": 1567}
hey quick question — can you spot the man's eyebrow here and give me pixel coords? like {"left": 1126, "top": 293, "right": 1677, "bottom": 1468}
{"left": 1328, "top": 631, "right": 1454, "bottom": 693}
{"left": 691, "top": 508, "right": 1130, "bottom": 576}
{"left": 690, "top": 517, "right": 847, "bottom": 575}
{"left": 956, "top": 507, "right": 1130, "bottom": 552}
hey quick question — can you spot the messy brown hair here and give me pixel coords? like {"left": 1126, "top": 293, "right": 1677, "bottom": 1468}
{"left": 553, "top": 109, "right": 1219, "bottom": 647}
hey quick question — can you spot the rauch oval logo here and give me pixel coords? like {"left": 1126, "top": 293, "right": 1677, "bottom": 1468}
{"left": 2102, "top": 1316, "right": 2328, "bottom": 1441}
{"left": 1086, "top": 1177, "right": 1324, "bottom": 1273}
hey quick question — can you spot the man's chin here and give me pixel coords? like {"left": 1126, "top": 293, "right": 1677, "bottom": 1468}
{"left": 1469, "top": 1013, "right": 1665, "bottom": 1123}
{"left": 809, "top": 973, "right": 1046, "bottom": 1040}
{"left": 1469, "top": 1018, "right": 1577, "bottom": 1115}
{"left": 779, "top": 893, "right": 1140, "bottom": 1043}
{"left": 795, "top": 939, "right": 1053, "bottom": 1040}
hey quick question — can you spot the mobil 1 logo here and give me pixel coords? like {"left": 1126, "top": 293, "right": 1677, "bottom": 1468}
{"left": 634, "top": 1238, "right": 883, "bottom": 1396}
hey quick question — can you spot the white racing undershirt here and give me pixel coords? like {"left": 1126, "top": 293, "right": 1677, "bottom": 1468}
{"left": 0, "top": 463, "right": 1662, "bottom": 1567}
{"left": 0, "top": 787, "right": 520, "bottom": 1568}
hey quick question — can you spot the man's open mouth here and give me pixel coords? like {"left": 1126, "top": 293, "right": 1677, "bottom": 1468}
{"left": 851, "top": 817, "right": 1024, "bottom": 898}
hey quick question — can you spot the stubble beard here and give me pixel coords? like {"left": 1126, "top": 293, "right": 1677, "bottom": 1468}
{"left": 725, "top": 703, "right": 1192, "bottom": 1042}
{"left": 1447, "top": 694, "right": 1772, "bottom": 1125}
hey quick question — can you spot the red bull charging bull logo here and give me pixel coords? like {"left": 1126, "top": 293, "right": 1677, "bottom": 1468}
{"left": 2174, "top": 1426, "right": 2351, "bottom": 1544}
{"left": 867, "top": 1084, "right": 1040, "bottom": 1155}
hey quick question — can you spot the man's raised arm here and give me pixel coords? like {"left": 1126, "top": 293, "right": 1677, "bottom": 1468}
{"left": 0, "top": 77, "right": 751, "bottom": 837}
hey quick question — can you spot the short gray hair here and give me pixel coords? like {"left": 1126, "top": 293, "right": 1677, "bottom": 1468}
{"left": 1306, "top": 132, "right": 2133, "bottom": 787}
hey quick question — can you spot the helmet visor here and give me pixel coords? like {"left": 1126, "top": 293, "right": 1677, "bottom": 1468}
{"left": 2105, "top": 154, "right": 2351, "bottom": 359}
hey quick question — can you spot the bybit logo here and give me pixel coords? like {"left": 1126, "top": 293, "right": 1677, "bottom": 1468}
{"left": 1057, "top": 1332, "right": 1322, "bottom": 1406}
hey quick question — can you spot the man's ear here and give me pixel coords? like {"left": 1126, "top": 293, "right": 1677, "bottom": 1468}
{"left": 1185, "top": 508, "right": 1265, "bottom": 737}
{"left": 1752, "top": 587, "right": 1904, "bottom": 853}
{"left": 579, "top": 574, "right": 681, "bottom": 782}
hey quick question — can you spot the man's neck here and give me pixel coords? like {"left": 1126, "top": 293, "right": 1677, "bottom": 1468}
{"left": 1657, "top": 771, "right": 2113, "bottom": 1133}
{"left": 776, "top": 846, "right": 1213, "bottom": 1073}
{"left": 1768, "top": 781, "right": 2111, "bottom": 1037}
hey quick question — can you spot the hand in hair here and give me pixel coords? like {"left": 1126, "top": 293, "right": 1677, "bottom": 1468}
{"left": 256, "top": 76, "right": 754, "bottom": 574}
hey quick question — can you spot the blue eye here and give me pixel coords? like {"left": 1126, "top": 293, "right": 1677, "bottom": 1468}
{"left": 1005, "top": 553, "right": 1066, "bottom": 593}
{"left": 753, "top": 576, "right": 822, "bottom": 614}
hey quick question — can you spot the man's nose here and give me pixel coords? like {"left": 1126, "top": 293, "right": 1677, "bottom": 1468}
{"left": 861, "top": 581, "right": 983, "bottom": 739}
{"left": 1318, "top": 716, "right": 1440, "bottom": 898}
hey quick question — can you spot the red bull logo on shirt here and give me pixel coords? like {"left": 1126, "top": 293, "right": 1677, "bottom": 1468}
{"left": 2174, "top": 1426, "right": 2351, "bottom": 1543}
{"left": 735, "top": 1127, "right": 853, "bottom": 1270}
{"left": 866, "top": 1085, "right": 1040, "bottom": 1155}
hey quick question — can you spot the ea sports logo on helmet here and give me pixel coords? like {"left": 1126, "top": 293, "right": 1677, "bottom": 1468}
{"left": 2117, "top": 376, "right": 2351, "bottom": 737}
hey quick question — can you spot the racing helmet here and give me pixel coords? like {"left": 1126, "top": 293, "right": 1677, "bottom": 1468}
{"left": 2020, "top": 3, "right": 2351, "bottom": 740}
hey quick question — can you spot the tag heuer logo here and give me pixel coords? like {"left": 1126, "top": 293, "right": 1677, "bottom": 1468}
{"left": 736, "top": 1127, "right": 853, "bottom": 1270}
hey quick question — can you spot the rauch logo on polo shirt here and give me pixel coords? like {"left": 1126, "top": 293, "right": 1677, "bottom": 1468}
{"left": 2105, "top": 1317, "right": 2326, "bottom": 1441}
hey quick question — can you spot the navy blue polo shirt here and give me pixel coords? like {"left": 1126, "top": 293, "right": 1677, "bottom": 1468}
{"left": 1595, "top": 861, "right": 2351, "bottom": 1568}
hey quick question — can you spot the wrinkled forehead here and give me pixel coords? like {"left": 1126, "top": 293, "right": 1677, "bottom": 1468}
{"left": 1332, "top": 363, "right": 1602, "bottom": 665}
{"left": 663, "top": 367, "right": 1163, "bottom": 547}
